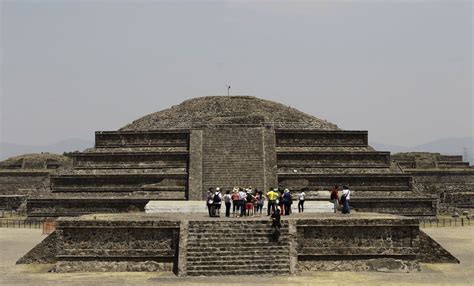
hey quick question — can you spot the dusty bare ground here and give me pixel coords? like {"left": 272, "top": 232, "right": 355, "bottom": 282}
{"left": 0, "top": 227, "right": 473, "bottom": 286}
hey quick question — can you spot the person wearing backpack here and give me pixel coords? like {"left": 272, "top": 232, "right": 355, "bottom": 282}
{"left": 223, "top": 190, "right": 232, "bottom": 217}
{"left": 340, "top": 185, "right": 351, "bottom": 214}
{"left": 231, "top": 187, "right": 240, "bottom": 217}
{"left": 213, "top": 187, "right": 223, "bottom": 217}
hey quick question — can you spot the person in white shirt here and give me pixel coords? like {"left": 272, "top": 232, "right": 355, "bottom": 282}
{"left": 238, "top": 188, "right": 247, "bottom": 217}
{"left": 298, "top": 190, "right": 306, "bottom": 213}
{"left": 341, "top": 185, "right": 351, "bottom": 214}
{"left": 213, "top": 187, "right": 223, "bottom": 217}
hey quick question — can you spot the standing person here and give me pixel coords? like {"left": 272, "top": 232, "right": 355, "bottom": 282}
{"left": 298, "top": 190, "right": 306, "bottom": 213}
{"left": 282, "top": 189, "right": 291, "bottom": 216}
{"left": 266, "top": 188, "right": 278, "bottom": 216}
{"left": 245, "top": 188, "right": 255, "bottom": 216}
{"left": 223, "top": 190, "right": 232, "bottom": 217}
{"left": 238, "top": 188, "right": 247, "bottom": 217}
{"left": 206, "top": 188, "right": 214, "bottom": 217}
{"left": 213, "top": 187, "right": 222, "bottom": 217}
{"left": 255, "top": 190, "right": 265, "bottom": 215}
{"left": 231, "top": 187, "right": 240, "bottom": 217}
{"left": 330, "top": 185, "right": 340, "bottom": 213}
{"left": 278, "top": 189, "right": 284, "bottom": 215}
{"left": 270, "top": 207, "right": 282, "bottom": 241}
{"left": 341, "top": 185, "right": 351, "bottom": 214}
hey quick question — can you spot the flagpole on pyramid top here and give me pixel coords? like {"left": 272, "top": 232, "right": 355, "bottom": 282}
{"left": 226, "top": 85, "right": 231, "bottom": 96}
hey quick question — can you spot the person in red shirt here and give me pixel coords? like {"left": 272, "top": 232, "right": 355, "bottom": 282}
{"left": 231, "top": 187, "right": 240, "bottom": 217}
{"left": 330, "top": 185, "right": 339, "bottom": 213}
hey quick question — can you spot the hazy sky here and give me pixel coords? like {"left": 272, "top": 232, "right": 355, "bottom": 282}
{"left": 1, "top": 1, "right": 472, "bottom": 147}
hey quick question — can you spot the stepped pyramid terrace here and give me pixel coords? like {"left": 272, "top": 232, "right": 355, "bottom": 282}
{"left": 16, "top": 96, "right": 461, "bottom": 275}
{"left": 0, "top": 153, "right": 72, "bottom": 210}
{"left": 392, "top": 152, "right": 474, "bottom": 212}
{"left": 25, "top": 96, "right": 438, "bottom": 217}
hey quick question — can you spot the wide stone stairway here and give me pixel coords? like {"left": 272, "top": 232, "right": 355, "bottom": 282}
{"left": 185, "top": 220, "right": 291, "bottom": 276}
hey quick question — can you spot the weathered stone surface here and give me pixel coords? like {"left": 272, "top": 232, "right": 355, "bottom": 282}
{"left": 298, "top": 258, "right": 420, "bottom": 272}
{"left": 23, "top": 96, "right": 439, "bottom": 217}
{"left": 17, "top": 231, "right": 57, "bottom": 264}
{"left": 52, "top": 261, "right": 172, "bottom": 273}
{"left": 19, "top": 213, "right": 459, "bottom": 275}
{"left": 0, "top": 195, "right": 27, "bottom": 210}
{"left": 0, "top": 154, "right": 72, "bottom": 210}
{"left": 120, "top": 96, "right": 339, "bottom": 131}
{"left": 392, "top": 152, "right": 474, "bottom": 211}
{"left": 201, "top": 127, "right": 266, "bottom": 196}
{"left": 417, "top": 230, "right": 460, "bottom": 263}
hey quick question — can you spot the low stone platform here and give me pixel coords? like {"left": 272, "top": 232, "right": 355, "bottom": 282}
{"left": 18, "top": 212, "right": 459, "bottom": 276}
{"left": 145, "top": 200, "right": 334, "bottom": 213}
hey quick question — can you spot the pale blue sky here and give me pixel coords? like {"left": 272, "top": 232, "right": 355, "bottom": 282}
{"left": 1, "top": 1, "right": 472, "bottom": 147}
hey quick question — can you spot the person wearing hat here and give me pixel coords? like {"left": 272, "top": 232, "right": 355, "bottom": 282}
{"left": 231, "top": 187, "right": 240, "bottom": 217}
{"left": 282, "top": 189, "right": 292, "bottom": 216}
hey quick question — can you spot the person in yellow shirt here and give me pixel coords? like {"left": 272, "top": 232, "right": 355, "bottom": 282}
{"left": 266, "top": 188, "right": 278, "bottom": 216}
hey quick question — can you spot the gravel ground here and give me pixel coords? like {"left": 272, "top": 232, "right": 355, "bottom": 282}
{"left": 0, "top": 227, "right": 473, "bottom": 286}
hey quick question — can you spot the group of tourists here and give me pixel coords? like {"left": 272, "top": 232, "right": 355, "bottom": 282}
{"left": 206, "top": 184, "right": 351, "bottom": 217}
{"left": 206, "top": 186, "right": 306, "bottom": 218}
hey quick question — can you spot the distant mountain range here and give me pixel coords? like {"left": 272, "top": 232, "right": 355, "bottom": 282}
{"left": 370, "top": 137, "right": 474, "bottom": 164}
{"left": 0, "top": 138, "right": 94, "bottom": 160}
{"left": 1, "top": 136, "right": 472, "bottom": 165}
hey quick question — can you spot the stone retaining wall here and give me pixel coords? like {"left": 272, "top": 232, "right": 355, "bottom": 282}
{"left": 18, "top": 213, "right": 458, "bottom": 275}
{"left": 0, "top": 195, "right": 27, "bottom": 210}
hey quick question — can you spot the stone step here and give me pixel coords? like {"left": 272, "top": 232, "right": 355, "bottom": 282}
{"left": 187, "top": 249, "right": 289, "bottom": 257}
{"left": 187, "top": 264, "right": 290, "bottom": 271}
{"left": 187, "top": 241, "right": 287, "bottom": 248}
{"left": 186, "top": 266, "right": 290, "bottom": 275}
{"left": 187, "top": 259, "right": 289, "bottom": 266}
{"left": 187, "top": 256, "right": 290, "bottom": 263}
{"left": 187, "top": 233, "right": 288, "bottom": 239}
{"left": 188, "top": 228, "right": 289, "bottom": 233}
{"left": 187, "top": 237, "right": 283, "bottom": 243}
{"left": 188, "top": 225, "right": 288, "bottom": 229}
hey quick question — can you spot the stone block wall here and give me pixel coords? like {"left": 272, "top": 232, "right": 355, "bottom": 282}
{"left": 349, "top": 198, "right": 438, "bottom": 216}
{"left": 201, "top": 127, "right": 266, "bottom": 196}
{"left": 73, "top": 152, "right": 188, "bottom": 169}
{"left": 277, "top": 151, "right": 390, "bottom": 169}
{"left": 276, "top": 130, "right": 368, "bottom": 147}
{"left": 95, "top": 131, "right": 189, "bottom": 147}
{"left": 27, "top": 198, "right": 150, "bottom": 217}
{"left": 296, "top": 217, "right": 419, "bottom": 259}
{"left": 0, "top": 195, "right": 27, "bottom": 210}
{"left": 0, "top": 171, "right": 51, "bottom": 197}
{"left": 19, "top": 213, "right": 457, "bottom": 274}
{"left": 53, "top": 216, "right": 180, "bottom": 272}
{"left": 278, "top": 174, "right": 413, "bottom": 194}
